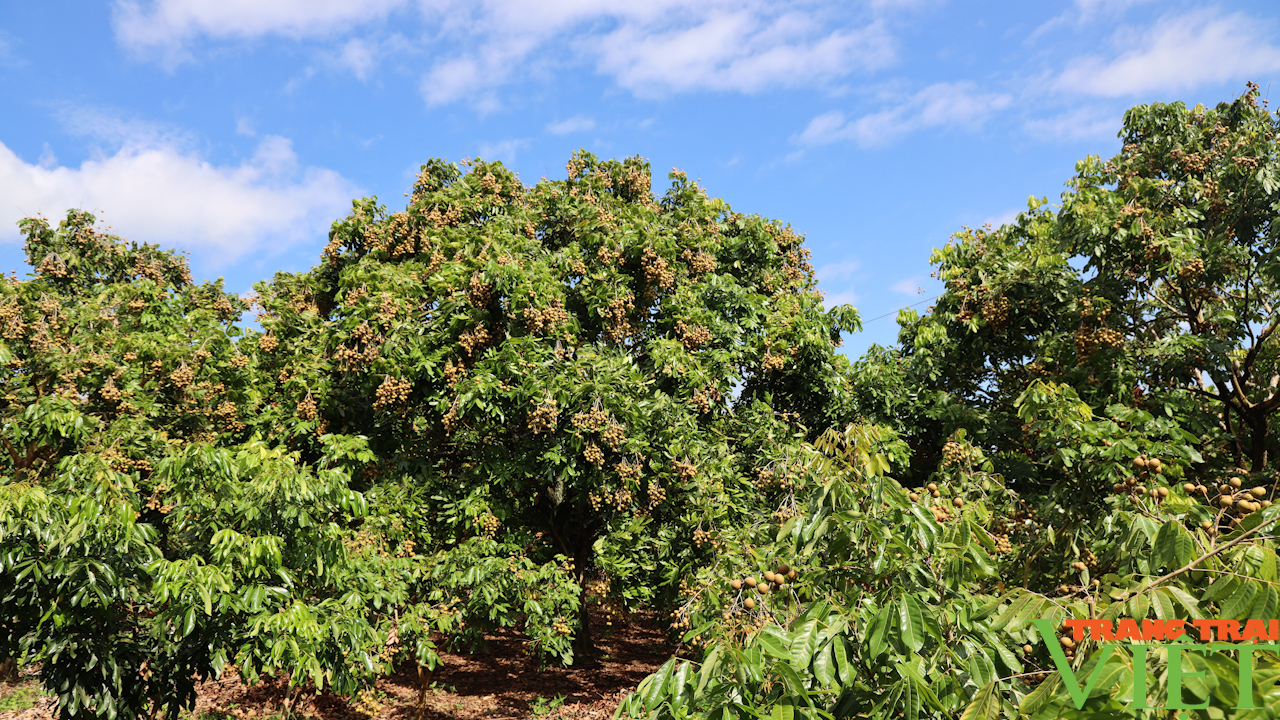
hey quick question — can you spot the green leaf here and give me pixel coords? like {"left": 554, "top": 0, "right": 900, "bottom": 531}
{"left": 758, "top": 627, "right": 791, "bottom": 661}
{"left": 813, "top": 641, "right": 836, "bottom": 687}
{"left": 899, "top": 595, "right": 925, "bottom": 652}
{"left": 959, "top": 681, "right": 999, "bottom": 720}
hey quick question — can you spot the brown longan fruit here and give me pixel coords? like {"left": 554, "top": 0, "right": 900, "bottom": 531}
{"left": 764, "top": 571, "right": 777, "bottom": 584}
{"left": 927, "top": 483, "right": 938, "bottom": 492}
{"left": 745, "top": 576, "right": 757, "bottom": 588}
{"left": 1136, "top": 486, "right": 1147, "bottom": 495}
{"left": 1183, "top": 483, "right": 1196, "bottom": 493}
{"left": 1150, "top": 458, "right": 1163, "bottom": 473}
{"left": 1196, "top": 485, "right": 1206, "bottom": 494}
{"left": 1238, "top": 500, "right": 1253, "bottom": 512}
{"left": 1157, "top": 487, "right": 1169, "bottom": 498}
{"left": 1133, "top": 456, "right": 1147, "bottom": 470}
{"left": 1230, "top": 477, "right": 1243, "bottom": 488}
{"left": 1252, "top": 487, "right": 1267, "bottom": 498}
{"left": 774, "top": 576, "right": 786, "bottom": 588}
{"left": 931, "top": 490, "right": 941, "bottom": 498}
{"left": 1200, "top": 520, "right": 1213, "bottom": 530}
{"left": 731, "top": 579, "right": 742, "bottom": 590}
{"left": 758, "top": 584, "right": 769, "bottom": 594}
{"left": 953, "top": 497, "right": 964, "bottom": 508}
{"left": 909, "top": 493, "right": 919, "bottom": 502}
{"left": 1264, "top": 501, "right": 1273, "bottom": 508}
{"left": 1220, "top": 496, "right": 1235, "bottom": 508}
{"left": 745, "top": 597, "right": 756, "bottom": 610}
{"left": 776, "top": 564, "right": 790, "bottom": 575}
{"left": 1220, "top": 484, "right": 1233, "bottom": 495}
{"left": 787, "top": 569, "right": 798, "bottom": 581}
{"left": 1112, "top": 483, "right": 1125, "bottom": 493}
{"left": 1023, "top": 644, "right": 1033, "bottom": 654}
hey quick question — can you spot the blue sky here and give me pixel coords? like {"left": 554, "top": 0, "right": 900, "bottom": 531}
{"left": 1, "top": 1, "right": 1278, "bottom": 356}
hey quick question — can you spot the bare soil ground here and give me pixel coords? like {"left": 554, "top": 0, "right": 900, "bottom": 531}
{"left": 0, "top": 609, "right": 675, "bottom": 720}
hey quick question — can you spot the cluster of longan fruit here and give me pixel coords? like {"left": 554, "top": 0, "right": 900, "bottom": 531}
{"left": 642, "top": 247, "right": 675, "bottom": 290}
{"left": 467, "top": 273, "right": 492, "bottom": 307}
{"left": 672, "top": 458, "right": 697, "bottom": 481}
{"left": 527, "top": 399, "right": 558, "bottom": 434}
{"left": 297, "top": 394, "right": 318, "bottom": 420}
{"left": 756, "top": 464, "right": 802, "bottom": 491}
{"left": 1178, "top": 257, "right": 1207, "bottom": 281}
{"left": 1111, "top": 455, "right": 1169, "bottom": 502}
{"left": 374, "top": 376, "right": 411, "bottom": 409}
{"left": 980, "top": 295, "right": 1011, "bottom": 327}
{"left": 100, "top": 377, "right": 122, "bottom": 402}
{"left": 1068, "top": 550, "right": 1097, "bottom": 574}
{"left": 551, "top": 617, "right": 572, "bottom": 636}
{"left": 170, "top": 363, "right": 195, "bottom": 388}
{"left": 680, "top": 249, "right": 717, "bottom": 274}
{"left": 941, "top": 441, "right": 969, "bottom": 466}
{"left": 257, "top": 334, "right": 278, "bottom": 353}
{"left": 674, "top": 320, "right": 712, "bottom": 350}
{"left": 583, "top": 442, "right": 605, "bottom": 466}
{"left": 1191, "top": 476, "right": 1271, "bottom": 521}
{"left": 908, "top": 482, "right": 964, "bottom": 521}
{"left": 726, "top": 563, "right": 799, "bottom": 612}
{"left": 457, "top": 323, "right": 491, "bottom": 356}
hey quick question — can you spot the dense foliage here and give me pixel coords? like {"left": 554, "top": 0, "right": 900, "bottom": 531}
{"left": 6, "top": 85, "right": 1280, "bottom": 720}
{"left": 1, "top": 154, "right": 858, "bottom": 717}
{"left": 618, "top": 85, "right": 1280, "bottom": 719}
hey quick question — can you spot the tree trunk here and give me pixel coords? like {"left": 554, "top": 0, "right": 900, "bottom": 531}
{"left": 571, "top": 536, "right": 596, "bottom": 666}
{"left": 1248, "top": 410, "right": 1270, "bottom": 472}
{"left": 415, "top": 664, "right": 433, "bottom": 720}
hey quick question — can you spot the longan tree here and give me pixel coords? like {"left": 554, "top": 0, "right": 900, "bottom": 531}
{"left": 0, "top": 212, "right": 393, "bottom": 719}
{"left": 861, "top": 85, "right": 1280, "bottom": 489}
{"left": 621, "top": 86, "right": 1280, "bottom": 720}
{"left": 250, "top": 151, "right": 860, "bottom": 660}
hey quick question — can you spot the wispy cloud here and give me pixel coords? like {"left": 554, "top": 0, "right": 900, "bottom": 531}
{"left": 546, "top": 115, "right": 596, "bottom": 136}
{"left": 1024, "top": 107, "right": 1120, "bottom": 142}
{"left": 113, "top": 0, "right": 899, "bottom": 108}
{"left": 890, "top": 276, "right": 922, "bottom": 295}
{"left": 1057, "top": 9, "right": 1280, "bottom": 97}
{"left": 476, "top": 138, "right": 530, "bottom": 166}
{"left": 796, "top": 82, "right": 1012, "bottom": 148}
{"left": 816, "top": 259, "right": 861, "bottom": 284}
{"left": 113, "top": 0, "right": 408, "bottom": 64}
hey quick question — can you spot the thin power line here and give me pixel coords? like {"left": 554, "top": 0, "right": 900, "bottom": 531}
{"left": 863, "top": 294, "right": 941, "bottom": 324}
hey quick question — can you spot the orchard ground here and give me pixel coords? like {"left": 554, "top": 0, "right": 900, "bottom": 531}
{"left": 0, "top": 609, "right": 675, "bottom": 720}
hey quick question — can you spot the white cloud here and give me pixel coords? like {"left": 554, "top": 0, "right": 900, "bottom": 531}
{"left": 114, "top": 0, "right": 897, "bottom": 107}
{"left": 980, "top": 209, "right": 1021, "bottom": 229}
{"left": 1030, "top": 0, "right": 1155, "bottom": 40}
{"left": 0, "top": 118, "right": 356, "bottom": 266}
{"left": 816, "top": 259, "right": 860, "bottom": 284}
{"left": 546, "top": 115, "right": 597, "bottom": 135}
{"left": 113, "top": 0, "right": 408, "bottom": 60}
{"left": 890, "top": 276, "right": 922, "bottom": 295}
{"left": 821, "top": 287, "right": 860, "bottom": 309}
{"left": 594, "top": 12, "right": 894, "bottom": 96}
{"left": 0, "top": 32, "right": 22, "bottom": 68}
{"left": 1057, "top": 10, "right": 1280, "bottom": 97}
{"left": 796, "top": 82, "right": 1012, "bottom": 147}
{"left": 338, "top": 38, "right": 378, "bottom": 81}
{"left": 1024, "top": 107, "right": 1119, "bottom": 141}
{"left": 476, "top": 138, "right": 530, "bottom": 166}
